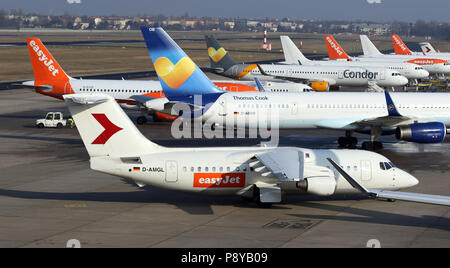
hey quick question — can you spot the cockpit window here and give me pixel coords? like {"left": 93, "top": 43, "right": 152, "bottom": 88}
{"left": 380, "top": 162, "right": 386, "bottom": 170}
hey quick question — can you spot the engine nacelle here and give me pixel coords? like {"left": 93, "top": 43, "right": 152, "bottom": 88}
{"left": 310, "top": 81, "right": 329, "bottom": 92}
{"left": 144, "top": 97, "right": 169, "bottom": 111}
{"left": 296, "top": 176, "right": 336, "bottom": 196}
{"left": 119, "top": 103, "right": 140, "bottom": 111}
{"left": 395, "top": 122, "right": 447, "bottom": 143}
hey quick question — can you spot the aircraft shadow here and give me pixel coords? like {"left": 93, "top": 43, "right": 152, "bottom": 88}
{"left": 287, "top": 202, "right": 450, "bottom": 231}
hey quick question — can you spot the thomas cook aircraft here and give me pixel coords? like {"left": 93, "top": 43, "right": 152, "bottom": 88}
{"left": 141, "top": 27, "right": 450, "bottom": 150}
{"left": 23, "top": 38, "right": 259, "bottom": 124}
{"left": 64, "top": 92, "right": 450, "bottom": 207}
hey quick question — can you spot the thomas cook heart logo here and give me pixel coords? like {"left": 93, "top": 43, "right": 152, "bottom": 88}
{"left": 208, "top": 47, "right": 227, "bottom": 63}
{"left": 154, "top": 57, "right": 196, "bottom": 88}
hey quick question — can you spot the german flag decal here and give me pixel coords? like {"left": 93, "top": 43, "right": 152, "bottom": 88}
{"left": 133, "top": 167, "right": 141, "bottom": 172}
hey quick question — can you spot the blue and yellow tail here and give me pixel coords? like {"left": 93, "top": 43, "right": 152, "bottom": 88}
{"left": 141, "top": 27, "right": 224, "bottom": 98}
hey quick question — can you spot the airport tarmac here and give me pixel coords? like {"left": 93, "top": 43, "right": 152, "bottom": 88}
{"left": 0, "top": 89, "right": 449, "bottom": 248}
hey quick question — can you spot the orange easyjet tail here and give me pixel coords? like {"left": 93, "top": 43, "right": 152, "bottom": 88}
{"left": 391, "top": 34, "right": 412, "bottom": 55}
{"left": 324, "top": 35, "right": 350, "bottom": 60}
{"left": 26, "top": 38, "right": 71, "bottom": 82}
{"left": 26, "top": 38, "right": 73, "bottom": 98}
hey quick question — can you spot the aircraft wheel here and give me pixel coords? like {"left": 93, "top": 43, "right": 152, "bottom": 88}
{"left": 136, "top": 116, "right": 147, "bottom": 125}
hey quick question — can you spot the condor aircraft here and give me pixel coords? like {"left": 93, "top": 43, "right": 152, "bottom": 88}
{"left": 23, "top": 38, "right": 263, "bottom": 124}
{"left": 64, "top": 93, "right": 450, "bottom": 207}
{"left": 279, "top": 36, "right": 429, "bottom": 83}
{"left": 357, "top": 35, "right": 450, "bottom": 75}
{"left": 141, "top": 27, "right": 450, "bottom": 150}
{"left": 205, "top": 36, "right": 408, "bottom": 91}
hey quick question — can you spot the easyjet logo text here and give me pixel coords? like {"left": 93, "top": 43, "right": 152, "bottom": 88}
{"left": 326, "top": 36, "right": 343, "bottom": 56}
{"left": 29, "top": 40, "right": 60, "bottom": 77}
{"left": 392, "top": 35, "right": 408, "bottom": 52}
{"left": 193, "top": 173, "right": 246, "bottom": 188}
{"left": 407, "top": 58, "right": 448, "bottom": 65}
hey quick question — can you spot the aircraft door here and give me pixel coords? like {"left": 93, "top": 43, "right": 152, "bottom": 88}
{"left": 291, "top": 102, "right": 298, "bottom": 115}
{"left": 360, "top": 160, "right": 372, "bottom": 181}
{"left": 165, "top": 160, "right": 178, "bottom": 183}
{"left": 379, "top": 70, "right": 385, "bottom": 80}
{"left": 338, "top": 71, "right": 344, "bottom": 79}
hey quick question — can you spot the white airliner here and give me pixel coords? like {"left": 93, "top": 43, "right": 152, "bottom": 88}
{"left": 23, "top": 38, "right": 311, "bottom": 124}
{"left": 389, "top": 35, "right": 450, "bottom": 63}
{"left": 141, "top": 27, "right": 450, "bottom": 150}
{"left": 419, "top": 42, "right": 450, "bottom": 59}
{"left": 357, "top": 35, "right": 450, "bottom": 75}
{"left": 280, "top": 36, "right": 429, "bottom": 83}
{"left": 63, "top": 93, "right": 450, "bottom": 207}
{"left": 204, "top": 35, "right": 408, "bottom": 91}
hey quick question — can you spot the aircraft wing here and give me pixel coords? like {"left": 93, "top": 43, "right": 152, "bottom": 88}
{"left": 129, "top": 95, "right": 157, "bottom": 104}
{"left": 327, "top": 158, "right": 450, "bottom": 206}
{"left": 354, "top": 115, "right": 412, "bottom": 128}
{"left": 369, "top": 190, "right": 450, "bottom": 206}
{"left": 253, "top": 148, "right": 304, "bottom": 181}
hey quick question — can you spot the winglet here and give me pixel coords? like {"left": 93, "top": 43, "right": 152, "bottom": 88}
{"left": 256, "top": 64, "right": 271, "bottom": 77}
{"left": 324, "top": 35, "right": 350, "bottom": 60}
{"left": 391, "top": 34, "right": 412, "bottom": 55}
{"left": 254, "top": 78, "right": 265, "bottom": 92}
{"left": 384, "top": 90, "right": 401, "bottom": 116}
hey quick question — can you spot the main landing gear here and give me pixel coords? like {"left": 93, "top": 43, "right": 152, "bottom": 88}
{"left": 338, "top": 131, "right": 358, "bottom": 149}
{"left": 338, "top": 129, "right": 384, "bottom": 151}
{"left": 136, "top": 116, "right": 148, "bottom": 125}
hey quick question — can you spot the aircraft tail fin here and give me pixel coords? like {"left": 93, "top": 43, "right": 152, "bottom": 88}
{"left": 205, "top": 35, "right": 237, "bottom": 71}
{"left": 360, "top": 35, "right": 383, "bottom": 57}
{"left": 140, "top": 27, "right": 223, "bottom": 98}
{"left": 324, "top": 35, "right": 350, "bottom": 60}
{"left": 419, "top": 42, "right": 437, "bottom": 54}
{"left": 391, "top": 34, "right": 412, "bottom": 55}
{"left": 26, "top": 38, "right": 71, "bottom": 82}
{"left": 280, "top": 36, "right": 311, "bottom": 64}
{"left": 64, "top": 94, "right": 162, "bottom": 158}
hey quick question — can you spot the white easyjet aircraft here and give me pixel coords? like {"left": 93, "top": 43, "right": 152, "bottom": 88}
{"left": 389, "top": 34, "right": 450, "bottom": 63}
{"left": 63, "top": 93, "right": 450, "bottom": 207}
{"left": 141, "top": 27, "right": 450, "bottom": 150}
{"left": 280, "top": 36, "right": 429, "bottom": 86}
{"left": 23, "top": 38, "right": 309, "bottom": 124}
{"left": 357, "top": 35, "right": 450, "bottom": 75}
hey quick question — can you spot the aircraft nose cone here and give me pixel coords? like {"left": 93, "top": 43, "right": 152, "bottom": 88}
{"left": 400, "top": 76, "right": 409, "bottom": 85}
{"left": 398, "top": 169, "right": 419, "bottom": 188}
{"left": 421, "top": 70, "right": 430, "bottom": 78}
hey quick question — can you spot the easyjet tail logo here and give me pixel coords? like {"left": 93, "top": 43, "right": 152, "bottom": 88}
{"left": 392, "top": 35, "right": 411, "bottom": 55}
{"left": 29, "top": 40, "right": 60, "bottom": 77}
{"left": 326, "top": 36, "right": 344, "bottom": 56}
{"left": 193, "top": 173, "right": 246, "bottom": 188}
{"left": 91, "top": 114, "right": 123, "bottom": 144}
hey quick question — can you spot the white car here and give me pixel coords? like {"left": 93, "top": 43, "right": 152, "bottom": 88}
{"left": 36, "top": 112, "right": 67, "bottom": 128}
